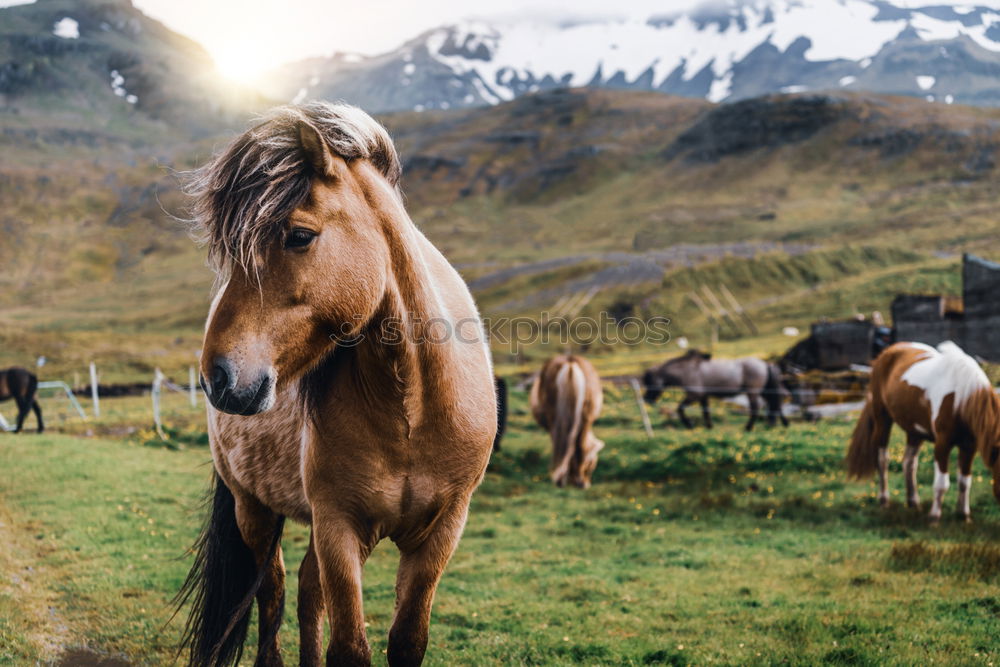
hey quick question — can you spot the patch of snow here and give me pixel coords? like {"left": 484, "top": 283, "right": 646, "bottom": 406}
{"left": 414, "top": 104, "right": 425, "bottom": 112}
{"left": 110, "top": 70, "right": 125, "bottom": 96}
{"left": 859, "top": 57, "right": 873, "bottom": 68}
{"left": 945, "top": 94, "right": 955, "bottom": 104}
{"left": 781, "top": 84, "right": 808, "bottom": 93}
{"left": 916, "top": 75, "right": 935, "bottom": 90}
{"left": 109, "top": 70, "right": 137, "bottom": 104}
{"left": 839, "top": 75, "right": 857, "bottom": 87}
{"left": 463, "top": 94, "right": 475, "bottom": 104}
{"left": 441, "top": 101, "right": 450, "bottom": 109}
{"left": 292, "top": 87, "right": 308, "bottom": 104}
{"left": 910, "top": 11, "right": 1000, "bottom": 52}
{"left": 53, "top": 17, "right": 79, "bottom": 39}
{"left": 342, "top": 53, "right": 363, "bottom": 63}
{"left": 309, "top": 75, "right": 319, "bottom": 86}
{"left": 403, "top": 63, "right": 415, "bottom": 75}
{"left": 707, "top": 71, "right": 732, "bottom": 103}
{"left": 926, "top": 94, "right": 935, "bottom": 102}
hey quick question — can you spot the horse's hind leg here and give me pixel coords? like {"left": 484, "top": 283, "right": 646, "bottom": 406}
{"left": 744, "top": 394, "right": 760, "bottom": 432}
{"left": 388, "top": 508, "right": 467, "bottom": 667}
{"left": 234, "top": 496, "right": 286, "bottom": 667}
{"left": 32, "top": 400, "right": 43, "bottom": 433}
{"left": 13, "top": 397, "right": 29, "bottom": 434}
{"left": 298, "top": 532, "right": 325, "bottom": 667}
{"left": 903, "top": 433, "right": 923, "bottom": 508}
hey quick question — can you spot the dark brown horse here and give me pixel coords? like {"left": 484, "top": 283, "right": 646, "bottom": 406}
{"left": 177, "top": 102, "right": 496, "bottom": 666}
{"left": 0, "top": 367, "right": 44, "bottom": 433}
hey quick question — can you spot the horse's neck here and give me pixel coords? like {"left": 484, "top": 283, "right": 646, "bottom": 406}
{"left": 355, "top": 210, "right": 469, "bottom": 427}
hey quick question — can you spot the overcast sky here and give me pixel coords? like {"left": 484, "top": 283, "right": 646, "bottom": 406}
{"left": 131, "top": 0, "right": 700, "bottom": 79}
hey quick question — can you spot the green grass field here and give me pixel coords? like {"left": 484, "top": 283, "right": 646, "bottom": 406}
{"left": 2, "top": 388, "right": 999, "bottom": 666}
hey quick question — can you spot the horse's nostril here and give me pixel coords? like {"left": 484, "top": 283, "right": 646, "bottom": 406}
{"left": 210, "top": 360, "right": 231, "bottom": 397}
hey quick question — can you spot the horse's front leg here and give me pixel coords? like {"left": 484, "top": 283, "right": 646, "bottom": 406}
{"left": 929, "top": 438, "right": 952, "bottom": 521}
{"left": 312, "top": 512, "right": 372, "bottom": 666}
{"left": 298, "top": 532, "right": 325, "bottom": 667}
{"left": 700, "top": 397, "right": 714, "bottom": 429}
{"left": 956, "top": 445, "right": 975, "bottom": 522}
{"left": 677, "top": 396, "right": 695, "bottom": 429}
{"left": 388, "top": 507, "right": 467, "bottom": 667}
{"left": 234, "top": 496, "right": 286, "bottom": 667}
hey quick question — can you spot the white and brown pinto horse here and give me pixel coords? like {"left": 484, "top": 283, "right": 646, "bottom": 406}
{"left": 177, "top": 103, "right": 496, "bottom": 666}
{"left": 530, "top": 355, "right": 604, "bottom": 488}
{"left": 847, "top": 341, "right": 1000, "bottom": 521}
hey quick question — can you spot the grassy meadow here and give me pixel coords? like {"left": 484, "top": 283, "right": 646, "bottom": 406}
{"left": 2, "top": 387, "right": 999, "bottom": 665}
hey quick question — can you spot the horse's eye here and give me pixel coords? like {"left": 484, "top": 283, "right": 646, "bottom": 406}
{"left": 285, "top": 228, "right": 317, "bottom": 250}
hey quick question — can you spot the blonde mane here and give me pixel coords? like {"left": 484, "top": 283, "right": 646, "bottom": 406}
{"left": 186, "top": 102, "right": 402, "bottom": 277}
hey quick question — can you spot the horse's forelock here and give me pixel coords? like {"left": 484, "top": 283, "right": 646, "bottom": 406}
{"left": 187, "top": 102, "right": 402, "bottom": 277}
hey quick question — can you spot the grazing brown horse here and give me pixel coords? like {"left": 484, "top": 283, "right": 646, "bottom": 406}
{"left": 530, "top": 355, "right": 604, "bottom": 488}
{"left": 0, "top": 367, "right": 43, "bottom": 433}
{"left": 642, "top": 350, "right": 786, "bottom": 431}
{"left": 177, "top": 103, "right": 496, "bottom": 667}
{"left": 847, "top": 341, "right": 1000, "bottom": 521}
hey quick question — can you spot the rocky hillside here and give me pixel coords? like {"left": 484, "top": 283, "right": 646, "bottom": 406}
{"left": 261, "top": 0, "right": 1000, "bottom": 113}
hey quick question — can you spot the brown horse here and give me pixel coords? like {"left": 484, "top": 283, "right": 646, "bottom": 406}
{"left": 529, "top": 355, "right": 604, "bottom": 488}
{"left": 0, "top": 367, "right": 43, "bottom": 433}
{"left": 847, "top": 341, "right": 1000, "bottom": 521}
{"left": 641, "top": 350, "right": 786, "bottom": 431}
{"left": 176, "top": 103, "right": 496, "bottom": 666}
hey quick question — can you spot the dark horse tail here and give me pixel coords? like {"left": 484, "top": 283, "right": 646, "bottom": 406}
{"left": 846, "top": 400, "right": 886, "bottom": 479}
{"left": 763, "top": 364, "right": 788, "bottom": 427}
{"left": 174, "top": 474, "right": 284, "bottom": 667}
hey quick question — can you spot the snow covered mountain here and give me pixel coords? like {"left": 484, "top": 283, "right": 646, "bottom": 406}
{"left": 261, "top": 0, "right": 1000, "bottom": 112}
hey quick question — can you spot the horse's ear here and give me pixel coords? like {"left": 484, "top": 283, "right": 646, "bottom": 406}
{"left": 298, "top": 121, "right": 335, "bottom": 177}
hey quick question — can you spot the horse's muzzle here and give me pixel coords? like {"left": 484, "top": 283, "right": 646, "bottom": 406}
{"left": 202, "top": 357, "right": 276, "bottom": 416}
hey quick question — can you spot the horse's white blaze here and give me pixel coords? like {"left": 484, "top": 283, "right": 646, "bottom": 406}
{"left": 930, "top": 461, "right": 950, "bottom": 518}
{"left": 958, "top": 473, "right": 972, "bottom": 517}
{"left": 901, "top": 341, "right": 990, "bottom": 426}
